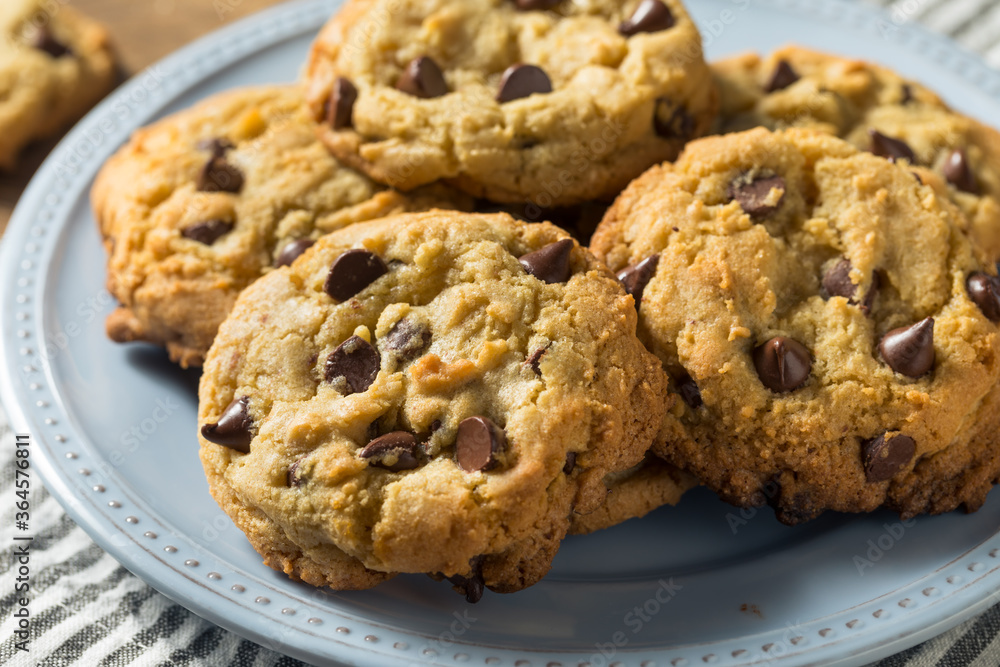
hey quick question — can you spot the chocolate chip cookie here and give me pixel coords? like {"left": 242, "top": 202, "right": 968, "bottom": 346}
{"left": 94, "top": 86, "right": 467, "bottom": 368}
{"left": 198, "top": 211, "right": 670, "bottom": 596}
{"left": 0, "top": 0, "right": 117, "bottom": 169}
{"left": 713, "top": 45, "right": 1000, "bottom": 261}
{"left": 304, "top": 0, "right": 717, "bottom": 207}
{"left": 591, "top": 127, "right": 1000, "bottom": 524}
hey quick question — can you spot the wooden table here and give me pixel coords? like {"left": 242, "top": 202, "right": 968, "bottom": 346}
{"left": 0, "top": 0, "right": 286, "bottom": 232}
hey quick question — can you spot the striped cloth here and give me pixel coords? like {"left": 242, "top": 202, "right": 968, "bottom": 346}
{"left": 1, "top": 0, "right": 999, "bottom": 664}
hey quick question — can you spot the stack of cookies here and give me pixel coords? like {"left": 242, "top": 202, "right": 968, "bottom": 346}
{"left": 95, "top": 0, "right": 1000, "bottom": 602}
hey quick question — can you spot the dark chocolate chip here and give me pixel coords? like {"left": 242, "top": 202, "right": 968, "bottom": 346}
{"left": 31, "top": 27, "right": 72, "bottom": 58}
{"left": 879, "top": 318, "right": 935, "bottom": 378}
{"left": 617, "top": 254, "right": 659, "bottom": 307}
{"left": 325, "top": 336, "right": 381, "bottom": 394}
{"left": 822, "top": 258, "right": 857, "bottom": 301}
{"left": 274, "top": 239, "right": 315, "bottom": 267}
{"left": 447, "top": 569, "right": 484, "bottom": 604}
{"left": 653, "top": 100, "right": 695, "bottom": 140}
{"left": 197, "top": 155, "right": 245, "bottom": 193}
{"left": 287, "top": 458, "right": 306, "bottom": 487}
{"left": 753, "top": 337, "right": 812, "bottom": 393}
{"left": 456, "top": 416, "right": 506, "bottom": 472}
{"left": 396, "top": 56, "right": 448, "bottom": 99}
{"left": 181, "top": 219, "right": 233, "bottom": 245}
{"left": 519, "top": 238, "right": 574, "bottom": 284}
{"left": 197, "top": 138, "right": 235, "bottom": 156}
{"left": 324, "top": 249, "right": 389, "bottom": 301}
{"left": 497, "top": 64, "right": 553, "bottom": 103}
{"left": 201, "top": 396, "right": 253, "bottom": 452}
{"left": 384, "top": 318, "right": 431, "bottom": 361}
{"left": 514, "top": 0, "right": 561, "bottom": 9}
{"left": 900, "top": 84, "right": 914, "bottom": 105}
{"left": 328, "top": 77, "right": 358, "bottom": 130}
{"left": 359, "top": 432, "right": 420, "bottom": 472}
{"left": 869, "top": 129, "right": 916, "bottom": 164}
{"left": 676, "top": 372, "right": 703, "bottom": 408}
{"left": 968, "top": 272, "right": 1000, "bottom": 322}
{"left": 728, "top": 174, "right": 786, "bottom": 218}
{"left": 764, "top": 60, "right": 799, "bottom": 93}
{"left": 862, "top": 433, "right": 916, "bottom": 482}
{"left": 563, "top": 452, "right": 577, "bottom": 475}
{"left": 525, "top": 346, "right": 548, "bottom": 375}
{"left": 943, "top": 148, "right": 979, "bottom": 194}
{"left": 619, "top": 0, "right": 675, "bottom": 36}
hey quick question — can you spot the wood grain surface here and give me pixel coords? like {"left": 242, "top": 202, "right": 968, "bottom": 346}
{"left": 0, "top": 0, "right": 286, "bottom": 232}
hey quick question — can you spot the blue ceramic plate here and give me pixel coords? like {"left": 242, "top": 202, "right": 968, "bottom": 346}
{"left": 3, "top": 1, "right": 1000, "bottom": 665}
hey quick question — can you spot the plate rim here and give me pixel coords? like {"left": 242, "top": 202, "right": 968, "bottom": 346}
{"left": 3, "top": 0, "right": 1000, "bottom": 665}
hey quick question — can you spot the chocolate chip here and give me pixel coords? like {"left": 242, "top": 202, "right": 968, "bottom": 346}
{"left": 497, "top": 64, "right": 552, "bottom": 103}
{"left": 822, "top": 258, "right": 879, "bottom": 314}
{"left": 197, "top": 155, "right": 245, "bottom": 193}
{"left": 900, "top": 84, "right": 914, "bottom": 105}
{"left": 862, "top": 433, "right": 916, "bottom": 482}
{"left": 31, "top": 27, "right": 72, "bottom": 58}
{"left": 879, "top": 318, "right": 935, "bottom": 378}
{"left": 324, "top": 249, "right": 389, "bottom": 301}
{"left": 447, "top": 569, "right": 484, "bottom": 603}
{"left": 728, "top": 174, "right": 786, "bottom": 218}
{"left": 327, "top": 77, "right": 358, "bottom": 130}
{"left": 514, "top": 0, "right": 561, "bottom": 8}
{"left": 619, "top": 0, "right": 675, "bottom": 36}
{"left": 563, "top": 452, "right": 577, "bottom": 475}
{"left": 359, "top": 432, "right": 420, "bottom": 472}
{"left": 653, "top": 101, "right": 695, "bottom": 140}
{"left": 197, "top": 138, "right": 235, "bottom": 156}
{"left": 325, "top": 336, "right": 381, "bottom": 394}
{"left": 396, "top": 56, "right": 448, "bottom": 99}
{"left": 519, "top": 238, "right": 574, "bottom": 284}
{"left": 526, "top": 347, "right": 548, "bottom": 375}
{"left": 181, "top": 219, "right": 233, "bottom": 245}
{"left": 274, "top": 239, "right": 315, "bottom": 267}
{"left": 753, "top": 337, "right": 812, "bottom": 393}
{"left": 764, "top": 60, "right": 799, "bottom": 93}
{"left": 968, "top": 272, "right": 1000, "bottom": 322}
{"left": 676, "top": 372, "right": 703, "bottom": 408}
{"left": 456, "top": 416, "right": 506, "bottom": 473}
{"left": 943, "top": 148, "right": 979, "bottom": 194}
{"left": 384, "top": 318, "right": 431, "bottom": 361}
{"left": 201, "top": 396, "right": 253, "bottom": 452}
{"left": 869, "top": 130, "right": 916, "bottom": 164}
{"left": 287, "top": 458, "right": 306, "bottom": 487}
{"left": 617, "top": 254, "right": 659, "bottom": 307}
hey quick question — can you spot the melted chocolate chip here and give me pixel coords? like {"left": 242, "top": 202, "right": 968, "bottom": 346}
{"left": 497, "top": 64, "right": 552, "bottom": 103}
{"left": 514, "top": 0, "right": 561, "bottom": 8}
{"left": 753, "top": 337, "right": 812, "bottom": 393}
{"left": 328, "top": 77, "right": 359, "bottom": 130}
{"left": 943, "top": 148, "right": 979, "bottom": 194}
{"left": 968, "top": 272, "right": 1000, "bottom": 322}
{"left": 676, "top": 372, "right": 703, "bottom": 408}
{"left": 456, "top": 416, "right": 506, "bottom": 472}
{"left": 900, "top": 84, "right": 914, "bottom": 105}
{"left": 653, "top": 100, "right": 695, "bottom": 140}
{"left": 764, "top": 60, "right": 799, "bottom": 93}
{"left": 617, "top": 254, "right": 659, "bottom": 307}
{"left": 447, "top": 568, "right": 485, "bottom": 604}
{"left": 384, "top": 318, "right": 431, "bottom": 361}
{"left": 197, "top": 155, "right": 244, "bottom": 193}
{"left": 201, "top": 396, "right": 253, "bottom": 452}
{"left": 879, "top": 318, "right": 935, "bottom": 378}
{"left": 619, "top": 0, "right": 675, "bottom": 36}
{"left": 325, "top": 336, "right": 381, "bottom": 394}
{"left": 274, "top": 239, "right": 315, "bottom": 267}
{"left": 359, "top": 432, "right": 420, "bottom": 472}
{"left": 396, "top": 56, "right": 448, "bottom": 99}
{"left": 563, "top": 452, "right": 577, "bottom": 475}
{"left": 31, "top": 27, "right": 72, "bottom": 58}
{"left": 862, "top": 433, "right": 916, "bottom": 482}
{"left": 181, "top": 219, "right": 233, "bottom": 245}
{"left": 869, "top": 130, "right": 916, "bottom": 164}
{"left": 525, "top": 345, "right": 549, "bottom": 375}
{"left": 728, "top": 174, "right": 786, "bottom": 218}
{"left": 519, "top": 238, "right": 574, "bottom": 284}
{"left": 822, "top": 258, "right": 879, "bottom": 314}
{"left": 324, "top": 249, "right": 389, "bottom": 301}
